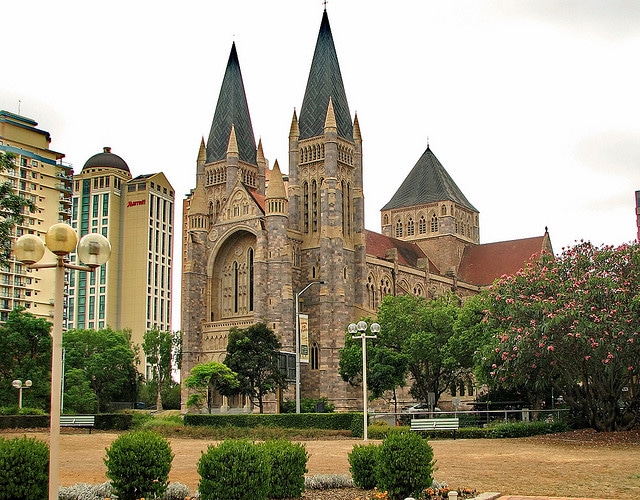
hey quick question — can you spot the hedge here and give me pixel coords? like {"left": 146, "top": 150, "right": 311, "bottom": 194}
{"left": 0, "top": 413, "right": 132, "bottom": 431}
{"left": 184, "top": 412, "right": 363, "bottom": 435}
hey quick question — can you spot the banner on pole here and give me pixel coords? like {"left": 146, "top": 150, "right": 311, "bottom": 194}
{"left": 299, "top": 314, "right": 309, "bottom": 363}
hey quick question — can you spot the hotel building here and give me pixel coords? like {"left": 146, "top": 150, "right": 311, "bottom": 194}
{"left": 68, "top": 147, "right": 175, "bottom": 374}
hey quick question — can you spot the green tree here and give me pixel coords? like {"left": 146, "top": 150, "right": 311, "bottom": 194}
{"left": 372, "top": 293, "right": 490, "bottom": 407}
{"left": 183, "top": 361, "right": 239, "bottom": 413}
{"left": 62, "top": 368, "right": 98, "bottom": 414}
{"left": 0, "top": 152, "right": 35, "bottom": 267}
{"left": 0, "top": 308, "right": 52, "bottom": 409}
{"left": 62, "top": 328, "right": 138, "bottom": 412}
{"left": 339, "top": 321, "right": 408, "bottom": 412}
{"left": 481, "top": 241, "right": 640, "bottom": 431}
{"left": 224, "top": 323, "right": 286, "bottom": 413}
{"left": 142, "top": 328, "right": 181, "bottom": 411}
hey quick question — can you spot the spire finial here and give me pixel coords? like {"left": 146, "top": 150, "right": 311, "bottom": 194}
{"left": 323, "top": 0, "right": 328, "bottom": 11}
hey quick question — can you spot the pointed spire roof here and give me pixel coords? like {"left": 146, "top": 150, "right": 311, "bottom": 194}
{"left": 299, "top": 10, "right": 353, "bottom": 141}
{"left": 266, "top": 160, "right": 287, "bottom": 200}
{"left": 206, "top": 42, "right": 257, "bottom": 165}
{"left": 382, "top": 146, "right": 477, "bottom": 212}
{"left": 197, "top": 137, "right": 206, "bottom": 164}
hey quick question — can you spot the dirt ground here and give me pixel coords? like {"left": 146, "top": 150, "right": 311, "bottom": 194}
{"left": 2, "top": 428, "right": 639, "bottom": 499}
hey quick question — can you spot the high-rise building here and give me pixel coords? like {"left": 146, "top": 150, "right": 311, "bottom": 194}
{"left": 0, "top": 110, "right": 73, "bottom": 323}
{"left": 69, "top": 147, "right": 175, "bottom": 374}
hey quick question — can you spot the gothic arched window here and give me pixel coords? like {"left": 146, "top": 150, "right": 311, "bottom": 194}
{"left": 407, "top": 217, "right": 415, "bottom": 236}
{"left": 303, "top": 182, "right": 309, "bottom": 233}
{"left": 248, "top": 248, "right": 254, "bottom": 312}
{"left": 418, "top": 215, "right": 426, "bottom": 234}
{"left": 311, "top": 342, "right": 320, "bottom": 370}
{"left": 395, "top": 219, "right": 403, "bottom": 238}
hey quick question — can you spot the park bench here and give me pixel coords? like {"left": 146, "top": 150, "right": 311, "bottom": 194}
{"left": 410, "top": 417, "right": 459, "bottom": 439}
{"left": 60, "top": 415, "right": 95, "bottom": 433}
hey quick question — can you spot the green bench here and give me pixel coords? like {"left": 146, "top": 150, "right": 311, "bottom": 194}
{"left": 60, "top": 415, "right": 95, "bottom": 433}
{"left": 410, "top": 417, "right": 459, "bottom": 439}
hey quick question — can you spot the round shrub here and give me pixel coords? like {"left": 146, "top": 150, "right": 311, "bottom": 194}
{"left": 104, "top": 430, "right": 173, "bottom": 500}
{"left": 376, "top": 431, "right": 435, "bottom": 500}
{"left": 260, "top": 439, "right": 308, "bottom": 498}
{"left": 348, "top": 443, "right": 379, "bottom": 489}
{"left": 0, "top": 436, "right": 49, "bottom": 500}
{"left": 198, "top": 439, "right": 271, "bottom": 500}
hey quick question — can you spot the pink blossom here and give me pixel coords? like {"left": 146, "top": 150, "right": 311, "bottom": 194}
{"left": 547, "top": 345, "right": 555, "bottom": 351}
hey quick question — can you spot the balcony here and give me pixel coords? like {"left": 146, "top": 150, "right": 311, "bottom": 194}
{"left": 55, "top": 183, "right": 72, "bottom": 193}
{"left": 55, "top": 171, "right": 73, "bottom": 182}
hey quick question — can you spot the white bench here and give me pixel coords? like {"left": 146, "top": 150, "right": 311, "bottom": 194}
{"left": 410, "top": 417, "right": 459, "bottom": 439}
{"left": 60, "top": 415, "right": 95, "bottom": 433}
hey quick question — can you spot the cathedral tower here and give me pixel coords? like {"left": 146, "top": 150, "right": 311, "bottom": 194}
{"left": 287, "top": 10, "right": 367, "bottom": 404}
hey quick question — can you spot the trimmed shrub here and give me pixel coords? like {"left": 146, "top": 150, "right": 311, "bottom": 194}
{"left": 376, "top": 431, "right": 435, "bottom": 500}
{"left": 95, "top": 412, "right": 133, "bottom": 430}
{"left": 348, "top": 443, "right": 379, "bottom": 489}
{"left": 488, "top": 420, "right": 569, "bottom": 438}
{"left": 351, "top": 412, "right": 365, "bottom": 438}
{"left": 104, "top": 430, "right": 173, "bottom": 500}
{"left": 260, "top": 439, "right": 308, "bottom": 498}
{"left": 0, "top": 436, "right": 49, "bottom": 500}
{"left": 184, "top": 411, "right": 357, "bottom": 432}
{"left": 198, "top": 439, "right": 271, "bottom": 500}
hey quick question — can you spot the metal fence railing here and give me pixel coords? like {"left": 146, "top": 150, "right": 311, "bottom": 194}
{"left": 370, "top": 408, "right": 569, "bottom": 427}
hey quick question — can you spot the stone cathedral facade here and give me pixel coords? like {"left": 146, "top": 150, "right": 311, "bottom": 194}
{"left": 181, "top": 10, "right": 552, "bottom": 413}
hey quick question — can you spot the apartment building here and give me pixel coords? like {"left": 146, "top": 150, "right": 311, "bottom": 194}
{"left": 0, "top": 110, "right": 72, "bottom": 323}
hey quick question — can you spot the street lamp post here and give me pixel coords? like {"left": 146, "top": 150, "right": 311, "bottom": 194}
{"left": 295, "top": 280, "right": 325, "bottom": 414}
{"left": 12, "top": 379, "right": 32, "bottom": 408}
{"left": 348, "top": 320, "right": 380, "bottom": 441}
{"left": 14, "top": 223, "right": 111, "bottom": 500}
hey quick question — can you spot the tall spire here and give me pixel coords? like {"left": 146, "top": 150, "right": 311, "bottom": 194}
{"left": 298, "top": 10, "right": 353, "bottom": 141}
{"left": 206, "top": 42, "right": 257, "bottom": 165}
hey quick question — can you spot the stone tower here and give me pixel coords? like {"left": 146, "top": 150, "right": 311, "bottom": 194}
{"left": 286, "top": 10, "right": 367, "bottom": 406}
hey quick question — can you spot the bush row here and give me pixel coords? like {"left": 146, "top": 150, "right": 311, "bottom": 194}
{"left": 0, "top": 432, "right": 309, "bottom": 500}
{"left": 0, "top": 413, "right": 133, "bottom": 431}
{"left": 184, "top": 412, "right": 364, "bottom": 437}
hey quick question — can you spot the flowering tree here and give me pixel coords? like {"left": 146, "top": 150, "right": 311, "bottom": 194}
{"left": 481, "top": 241, "right": 640, "bottom": 431}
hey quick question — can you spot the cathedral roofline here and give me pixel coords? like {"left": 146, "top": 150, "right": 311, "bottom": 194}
{"left": 381, "top": 145, "right": 477, "bottom": 212}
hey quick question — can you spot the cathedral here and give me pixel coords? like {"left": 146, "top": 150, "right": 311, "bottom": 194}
{"left": 181, "top": 9, "right": 552, "bottom": 413}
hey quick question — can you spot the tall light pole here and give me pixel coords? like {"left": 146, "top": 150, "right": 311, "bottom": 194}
{"left": 348, "top": 320, "right": 380, "bottom": 441}
{"left": 12, "top": 379, "right": 32, "bottom": 408}
{"left": 295, "top": 280, "right": 325, "bottom": 414}
{"left": 14, "top": 223, "right": 111, "bottom": 500}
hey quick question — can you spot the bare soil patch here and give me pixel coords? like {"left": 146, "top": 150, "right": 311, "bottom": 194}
{"left": 2, "top": 428, "right": 639, "bottom": 499}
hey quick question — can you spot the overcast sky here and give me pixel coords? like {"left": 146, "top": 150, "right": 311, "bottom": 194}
{"left": 3, "top": 1, "right": 640, "bottom": 323}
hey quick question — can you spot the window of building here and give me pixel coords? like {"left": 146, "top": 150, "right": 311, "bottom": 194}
{"left": 311, "top": 342, "right": 320, "bottom": 370}
{"left": 407, "top": 217, "right": 414, "bottom": 236}
{"left": 430, "top": 214, "right": 438, "bottom": 232}
{"left": 312, "top": 180, "right": 318, "bottom": 232}
{"left": 395, "top": 219, "right": 403, "bottom": 238}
